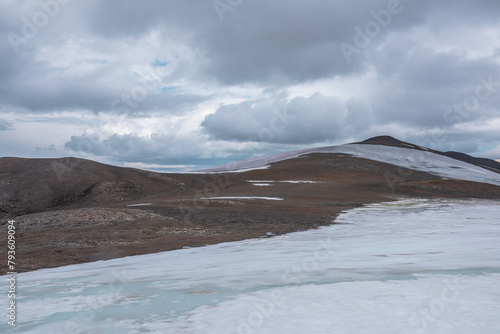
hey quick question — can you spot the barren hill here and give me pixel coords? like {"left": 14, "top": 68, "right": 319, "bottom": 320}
{"left": 0, "top": 157, "right": 213, "bottom": 218}
{"left": 1, "top": 136, "right": 499, "bottom": 273}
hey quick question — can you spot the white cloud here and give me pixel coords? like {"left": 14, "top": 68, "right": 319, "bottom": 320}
{"left": 480, "top": 145, "right": 500, "bottom": 160}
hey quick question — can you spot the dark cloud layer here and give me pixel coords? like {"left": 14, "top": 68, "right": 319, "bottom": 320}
{"left": 1, "top": 0, "right": 499, "bottom": 168}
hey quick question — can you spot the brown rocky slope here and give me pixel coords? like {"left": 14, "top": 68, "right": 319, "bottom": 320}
{"left": 1, "top": 138, "right": 499, "bottom": 274}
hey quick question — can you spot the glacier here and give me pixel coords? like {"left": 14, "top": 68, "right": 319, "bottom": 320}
{"left": 1, "top": 199, "right": 500, "bottom": 333}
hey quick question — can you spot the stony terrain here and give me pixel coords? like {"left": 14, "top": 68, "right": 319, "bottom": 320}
{"left": 1, "top": 137, "right": 499, "bottom": 274}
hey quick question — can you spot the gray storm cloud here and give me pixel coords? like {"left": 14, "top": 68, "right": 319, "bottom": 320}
{"left": 1, "top": 0, "right": 499, "bottom": 167}
{"left": 202, "top": 93, "right": 348, "bottom": 144}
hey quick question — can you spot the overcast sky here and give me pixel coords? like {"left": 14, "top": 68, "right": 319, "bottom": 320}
{"left": 1, "top": 0, "right": 499, "bottom": 171}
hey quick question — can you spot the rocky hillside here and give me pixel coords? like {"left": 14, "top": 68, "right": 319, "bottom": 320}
{"left": 0, "top": 157, "right": 214, "bottom": 218}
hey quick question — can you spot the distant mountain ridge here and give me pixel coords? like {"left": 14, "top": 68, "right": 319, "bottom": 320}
{"left": 357, "top": 136, "right": 500, "bottom": 174}
{"left": 356, "top": 135, "right": 427, "bottom": 149}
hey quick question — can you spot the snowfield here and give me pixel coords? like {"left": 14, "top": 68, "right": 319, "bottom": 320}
{"left": 201, "top": 196, "right": 284, "bottom": 201}
{"left": 2, "top": 199, "right": 500, "bottom": 333}
{"left": 247, "top": 180, "right": 320, "bottom": 184}
{"left": 201, "top": 144, "right": 500, "bottom": 187}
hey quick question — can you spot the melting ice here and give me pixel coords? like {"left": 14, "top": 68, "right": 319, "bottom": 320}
{"left": 2, "top": 199, "right": 500, "bottom": 333}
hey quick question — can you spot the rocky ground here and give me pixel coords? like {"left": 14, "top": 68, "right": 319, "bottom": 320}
{"left": 1, "top": 152, "right": 499, "bottom": 274}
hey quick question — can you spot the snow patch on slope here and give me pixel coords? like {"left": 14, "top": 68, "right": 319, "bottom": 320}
{"left": 201, "top": 196, "right": 283, "bottom": 201}
{"left": 248, "top": 180, "right": 319, "bottom": 184}
{"left": 201, "top": 144, "right": 500, "bottom": 187}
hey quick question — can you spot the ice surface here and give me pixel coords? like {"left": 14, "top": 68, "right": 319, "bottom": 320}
{"left": 201, "top": 144, "right": 500, "bottom": 186}
{"left": 166, "top": 274, "right": 500, "bottom": 334}
{"left": 2, "top": 199, "right": 500, "bottom": 333}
